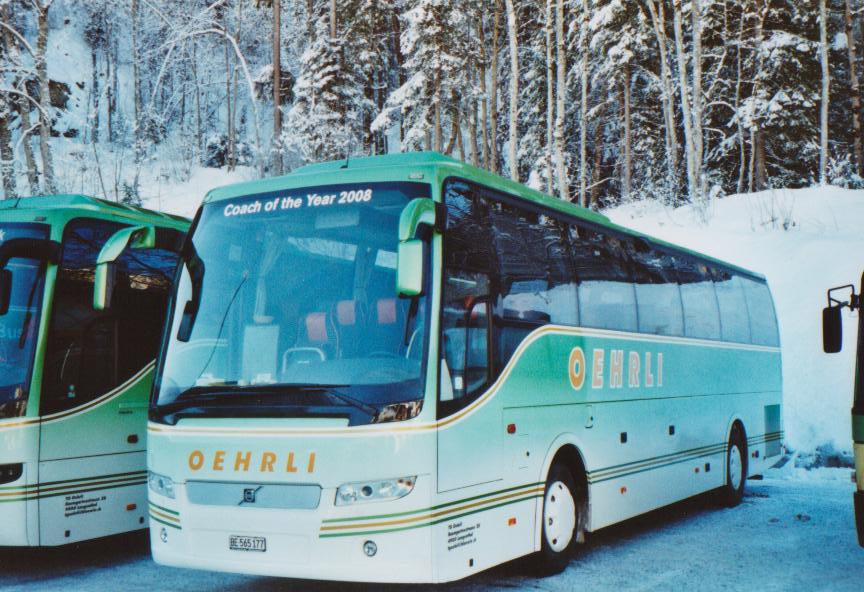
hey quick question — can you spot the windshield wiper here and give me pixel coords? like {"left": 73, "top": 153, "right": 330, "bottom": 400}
{"left": 161, "top": 383, "right": 378, "bottom": 418}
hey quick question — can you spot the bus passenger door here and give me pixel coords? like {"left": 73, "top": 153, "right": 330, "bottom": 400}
{"left": 437, "top": 296, "right": 502, "bottom": 492}
{"left": 37, "top": 218, "right": 177, "bottom": 545}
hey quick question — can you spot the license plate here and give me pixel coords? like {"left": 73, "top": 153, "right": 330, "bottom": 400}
{"left": 229, "top": 535, "right": 267, "bottom": 552}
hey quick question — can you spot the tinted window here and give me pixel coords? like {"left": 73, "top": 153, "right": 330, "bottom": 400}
{"left": 571, "top": 226, "right": 637, "bottom": 332}
{"left": 678, "top": 259, "right": 721, "bottom": 339}
{"left": 714, "top": 272, "right": 751, "bottom": 343}
{"left": 441, "top": 182, "right": 494, "bottom": 408}
{"left": 742, "top": 278, "right": 779, "bottom": 346}
{"left": 42, "top": 219, "right": 179, "bottom": 414}
{"left": 491, "top": 203, "right": 577, "bottom": 365}
{"left": 630, "top": 243, "right": 684, "bottom": 336}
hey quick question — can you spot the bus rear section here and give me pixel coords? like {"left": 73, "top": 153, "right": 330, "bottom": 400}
{"left": 148, "top": 153, "right": 782, "bottom": 583}
{"left": 0, "top": 195, "right": 188, "bottom": 546}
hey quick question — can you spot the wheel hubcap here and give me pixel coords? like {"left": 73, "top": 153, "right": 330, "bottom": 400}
{"left": 544, "top": 480, "right": 576, "bottom": 552}
{"left": 729, "top": 444, "right": 743, "bottom": 490}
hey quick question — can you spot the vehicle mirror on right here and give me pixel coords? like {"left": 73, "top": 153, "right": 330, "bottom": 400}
{"left": 823, "top": 305, "right": 843, "bottom": 353}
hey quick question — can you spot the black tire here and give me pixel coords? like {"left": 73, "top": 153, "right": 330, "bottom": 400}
{"left": 533, "top": 463, "right": 579, "bottom": 576}
{"left": 719, "top": 424, "right": 748, "bottom": 507}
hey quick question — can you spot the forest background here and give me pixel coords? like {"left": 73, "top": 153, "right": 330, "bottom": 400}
{"left": 0, "top": 0, "right": 859, "bottom": 211}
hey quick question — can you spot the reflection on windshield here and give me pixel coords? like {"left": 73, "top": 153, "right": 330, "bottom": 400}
{"left": 155, "top": 182, "right": 430, "bottom": 421}
{"left": 0, "top": 223, "right": 49, "bottom": 419}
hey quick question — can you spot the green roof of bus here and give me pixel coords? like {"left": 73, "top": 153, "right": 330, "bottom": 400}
{"left": 0, "top": 194, "right": 189, "bottom": 229}
{"left": 203, "top": 152, "right": 764, "bottom": 281}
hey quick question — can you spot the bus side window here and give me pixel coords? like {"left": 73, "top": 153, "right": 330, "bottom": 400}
{"left": 629, "top": 243, "right": 684, "bottom": 337}
{"left": 677, "top": 258, "right": 721, "bottom": 340}
{"left": 714, "top": 271, "right": 751, "bottom": 343}
{"left": 440, "top": 181, "right": 496, "bottom": 413}
{"left": 741, "top": 278, "right": 780, "bottom": 346}
{"left": 570, "top": 225, "right": 637, "bottom": 332}
{"left": 489, "top": 202, "right": 569, "bottom": 367}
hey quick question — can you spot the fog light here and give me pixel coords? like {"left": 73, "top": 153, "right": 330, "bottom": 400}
{"left": 363, "top": 540, "right": 377, "bottom": 557}
{"left": 160, "top": 527, "right": 168, "bottom": 543}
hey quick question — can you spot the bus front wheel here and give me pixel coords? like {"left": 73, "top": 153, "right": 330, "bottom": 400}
{"left": 534, "top": 463, "right": 578, "bottom": 575}
{"left": 719, "top": 424, "right": 748, "bottom": 507}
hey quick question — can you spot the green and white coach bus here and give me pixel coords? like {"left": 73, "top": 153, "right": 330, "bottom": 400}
{"left": 0, "top": 194, "right": 188, "bottom": 546}
{"left": 144, "top": 152, "right": 782, "bottom": 583}
{"left": 823, "top": 276, "right": 864, "bottom": 547}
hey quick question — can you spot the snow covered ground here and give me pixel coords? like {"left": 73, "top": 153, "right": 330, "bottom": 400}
{"left": 1, "top": 469, "right": 859, "bottom": 591}
{"left": 606, "top": 187, "right": 864, "bottom": 456}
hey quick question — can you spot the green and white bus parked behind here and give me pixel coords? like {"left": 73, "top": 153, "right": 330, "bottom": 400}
{"left": 145, "top": 153, "right": 782, "bottom": 583}
{"left": 0, "top": 195, "right": 188, "bottom": 546}
{"left": 823, "top": 277, "right": 864, "bottom": 547}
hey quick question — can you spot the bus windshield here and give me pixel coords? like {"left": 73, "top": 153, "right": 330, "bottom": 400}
{"left": 0, "top": 223, "right": 49, "bottom": 419}
{"left": 153, "top": 182, "right": 430, "bottom": 425}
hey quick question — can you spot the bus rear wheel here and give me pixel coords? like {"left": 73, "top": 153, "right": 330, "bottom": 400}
{"left": 533, "top": 463, "right": 578, "bottom": 575}
{"left": 719, "top": 424, "right": 748, "bottom": 507}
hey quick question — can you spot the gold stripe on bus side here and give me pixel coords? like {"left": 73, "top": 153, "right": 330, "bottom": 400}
{"left": 148, "top": 506, "right": 181, "bottom": 524}
{"left": 319, "top": 486, "right": 545, "bottom": 532}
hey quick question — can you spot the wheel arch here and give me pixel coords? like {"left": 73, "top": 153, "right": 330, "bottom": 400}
{"left": 534, "top": 433, "right": 590, "bottom": 551}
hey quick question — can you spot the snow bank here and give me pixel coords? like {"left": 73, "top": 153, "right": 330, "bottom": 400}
{"left": 606, "top": 186, "right": 864, "bottom": 455}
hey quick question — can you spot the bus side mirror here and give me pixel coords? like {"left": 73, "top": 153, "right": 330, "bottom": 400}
{"left": 0, "top": 269, "right": 11, "bottom": 316}
{"left": 823, "top": 305, "right": 843, "bottom": 353}
{"left": 396, "top": 198, "right": 443, "bottom": 298}
{"left": 94, "top": 225, "right": 157, "bottom": 310}
{"left": 397, "top": 240, "right": 425, "bottom": 298}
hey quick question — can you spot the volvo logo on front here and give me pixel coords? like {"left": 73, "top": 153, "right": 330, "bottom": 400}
{"left": 242, "top": 487, "right": 260, "bottom": 504}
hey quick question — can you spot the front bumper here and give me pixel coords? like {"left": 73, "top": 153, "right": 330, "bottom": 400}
{"left": 149, "top": 477, "right": 437, "bottom": 583}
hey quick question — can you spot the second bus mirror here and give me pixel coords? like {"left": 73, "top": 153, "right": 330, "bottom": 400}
{"left": 823, "top": 305, "right": 843, "bottom": 353}
{"left": 93, "top": 225, "right": 156, "bottom": 310}
{"left": 0, "top": 269, "right": 11, "bottom": 316}
{"left": 397, "top": 239, "right": 425, "bottom": 298}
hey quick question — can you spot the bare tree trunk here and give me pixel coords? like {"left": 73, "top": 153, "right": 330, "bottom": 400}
{"left": 579, "top": 0, "right": 589, "bottom": 207}
{"left": 622, "top": 62, "right": 632, "bottom": 200}
{"left": 107, "top": 31, "right": 115, "bottom": 144}
{"left": 819, "top": 0, "right": 830, "bottom": 184}
{"left": 691, "top": 0, "right": 704, "bottom": 199}
{"left": 469, "top": 91, "right": 479, "bottom": 165}
{"left": 555, "top": 0, "right": 569, "bottom": 200}
{"left": 35, "top": 0, "right": 56, "bottom": 193}
{"left": 644, "top": 0, "right": 679, "bottom": 187}
{"left": 672, "top": 0, "right": 697, "bottom": 202}
{"left": 490, "top": 0, "right": 501, "bottom": 174}
{"left": 735, "top": 6, "right": 746, "bottom": 194}
{"left": 131, "top": 0, "right": 142, "bottom": 161}
{"left": 847, "top": 0, "right": 862, "bottom": 175}
{"left": 272, "top": 0, "right": 283, "bottom": 174}
{"left": 434, "top": 69, "right": 442, "bottom": 152}
{"left": 477, "top": 11, "right": 490, "bottom": 169}
{"left": 0, "top": 98, "right": 16, "bottom": 198}
{"left": 90, "top": 43, "right": 99, "bottom": 143}
{"left": 590, "top": 118, "right": 604, "bottom": 206}
{"left": 545, "top": 0, "right": 554, "bottom": 194}
{"left": 504, "top": 0, "right": 519, "bottom": 181}
{"left": 0, "top": 7, "right": 18, "bottom": 197}
{"left": 225, "top": 13, "right": 234, "bottom": 171}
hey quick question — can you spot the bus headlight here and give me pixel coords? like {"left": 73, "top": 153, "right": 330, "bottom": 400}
{"left": 148, "top": 472, "right": 175, "bottom": 499}
{"left": 336, "top": 476, "right": 416, "bottom": 505}
{"left": 373, "top": 400, "right": 423, "bottom": 423}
